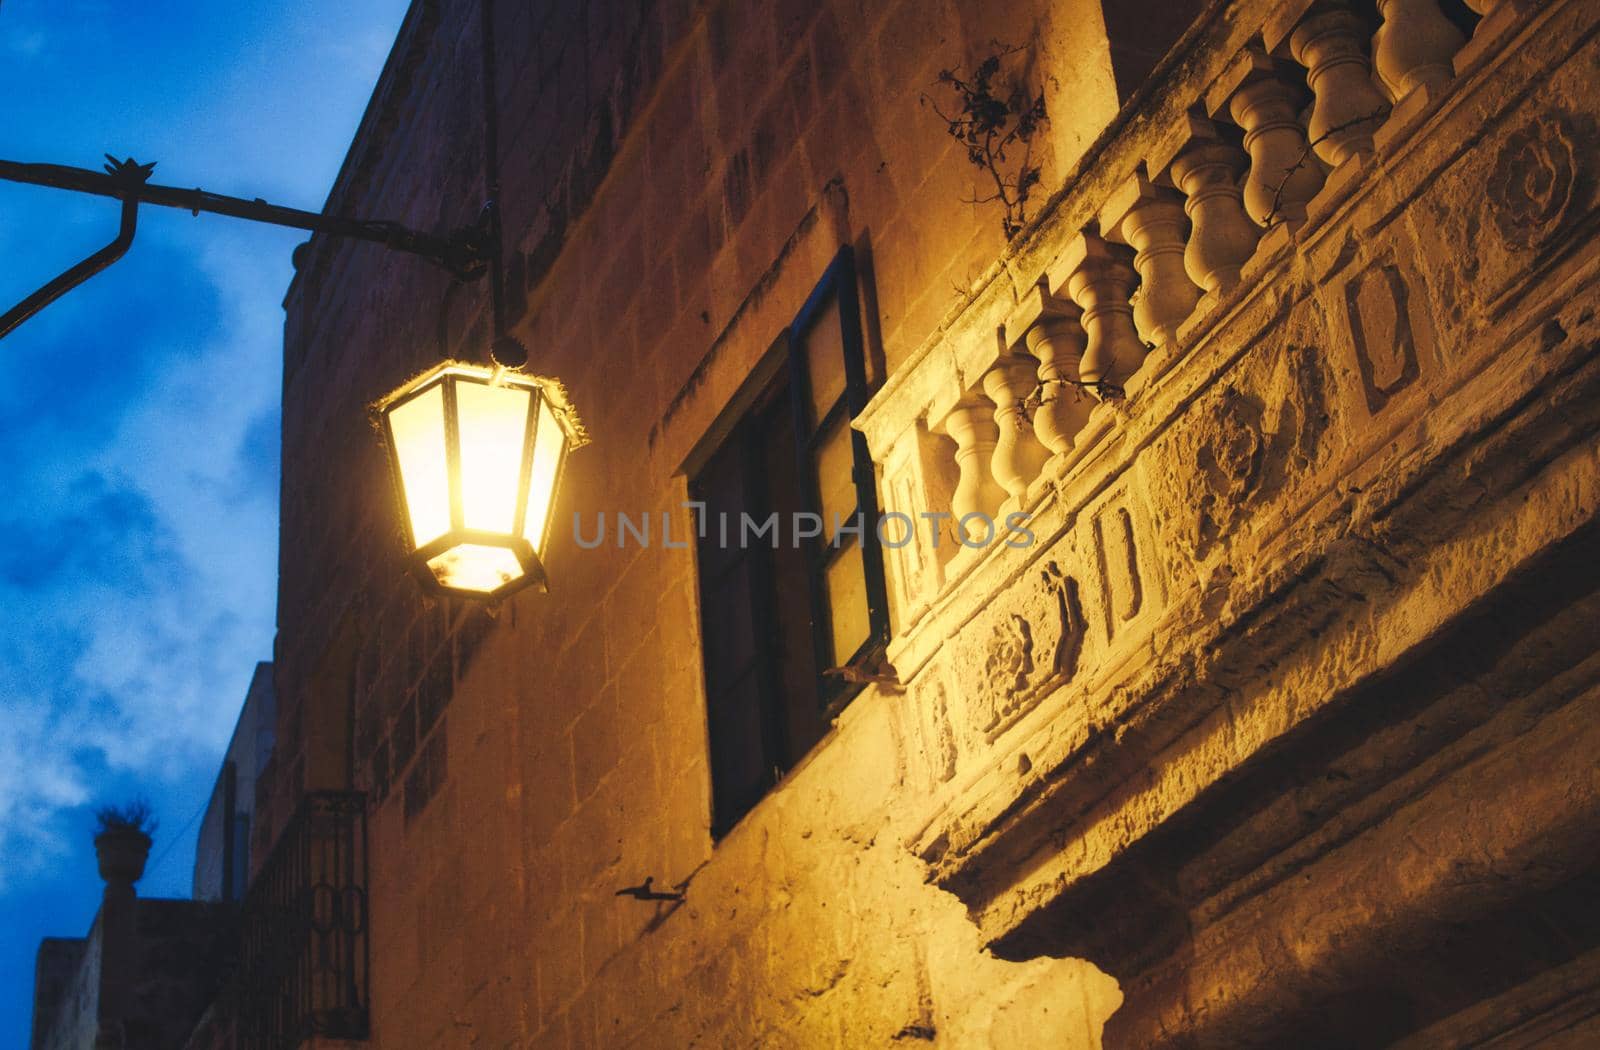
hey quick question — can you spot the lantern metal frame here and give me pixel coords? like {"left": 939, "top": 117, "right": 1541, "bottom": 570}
{"left": 375, "top": 362, "right": 587, "bottom": 600}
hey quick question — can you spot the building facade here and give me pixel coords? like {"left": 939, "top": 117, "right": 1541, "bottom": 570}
{"left": 46, "top": 0, "right": 1600, "bottom": 1046}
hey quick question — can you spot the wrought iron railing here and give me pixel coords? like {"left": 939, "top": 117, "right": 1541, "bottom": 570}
{"left": 230, "top": 790, "right": 369, "bottom": 1050}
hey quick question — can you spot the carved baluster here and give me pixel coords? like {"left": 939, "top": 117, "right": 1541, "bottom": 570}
{"left": 1212, "top": 48, "right": 1324, "bottom": 227}
{"left": 1061, "top": 234, "right": 1143, "bottom": 395}
{"left": 1372, "top": 0, "right": 1466, "bottom": 101}
{"left": 1290, "top": 8, "right": 1390, "bottom": 166}
{"left": 981, "top": 356, "right": 1051, "bottom": 503}
{"left": 943, "top": 394, "right": 1006, "bottom": 544}
{"left": 1006, "top": 283, "right": 1091, "bottom": 457}
{"left": 1167, "top": 134, "right": 1260, "bottom": 297}
{"left": 1102, "top": 172, "right": 1203, "bottom": 348}
{"left": 1461, "top": 0, "right": 1496, "bottom": 12}
{"left": 1025, "top": 316, "right": 1092, "bottom": 456}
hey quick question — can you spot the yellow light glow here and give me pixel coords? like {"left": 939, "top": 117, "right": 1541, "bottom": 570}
{"left": 426, "top": 543, "right": 527, "bottom": 594}
{"left": 379, "top": 361, "right": 586, "bottom": 600}
{"left": 456, "top": 380, "right": 532, "bottom": 533}
{"left": 523, "top": 405, "right": 567, "bottom": 555}
{"left": 388, "top": 383, "right": 451, "bottom": 547}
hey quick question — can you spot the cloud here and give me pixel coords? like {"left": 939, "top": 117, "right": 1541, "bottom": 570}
{"left": 0, "top": 472, "right": 186, "bottom": 884}
{"left": 0, "top": 226, "right": 280, "bottom": 888}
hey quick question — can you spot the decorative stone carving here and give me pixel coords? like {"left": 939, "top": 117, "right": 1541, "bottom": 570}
{"left": 1060, "top": 233, "right": 1144, "bottom": 394}
{"left": 1095, "top": 505, "right": 1144, "bottom": 639}
{"left": 1153, "top": 343, "right": 1329, "bottom": 561}
{"left": 881, "top": 424, "right": 941, "bottom": 617}
{"left": 1290, "top": 8, "right": 1391, "bottom": 167}
{"left": 964, "top": 561, "right": 1085, "bottom": 741}
{"left": 1169, "top": 138, "right": 1260, "bottom": 296}
{"left": 926, "top": 681, "right": 958, "bottom": 785}
{"left": 1218, "top": 49, "right": 1325, "bottom": 226}
{"left": 1345, "top": 260, "right": 1433, "bottom": 412}
{"left": 981, "top": 356, "right": 1052, "bottom": 502}
{"left": 1102, "top": 172, "right": 1203, "bottom": 348}
{"left": 1372, "top": 0, "right": 1466, "bottom": 101}
{"left": 1487, "top": 115, "right": 1579, "bottom": 250}
{"left": 983, "top": 615, "right": 1034, "bottom": 699}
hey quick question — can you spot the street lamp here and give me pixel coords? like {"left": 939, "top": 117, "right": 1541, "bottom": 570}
{"left": 0, "top": 0, "right": 578, "bottom": 601}
{"left": 378, "top": 362, "right": 585, "bottom": 598}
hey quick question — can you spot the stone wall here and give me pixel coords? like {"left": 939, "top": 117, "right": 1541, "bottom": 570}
{"left": 193, "top": 661, "right": 276, "bottom": 902}
{"left": 30, "top": 897, "right": 226, "bottom": 1050}
{"left": 275, "top": 0, "right": 1131, "bottom": 1044}
{"left": 269, "top": 0, "right": 1600, "bottom": 1046}
{"left": 30, "top": 937, "right": 90, "bottom": 1050}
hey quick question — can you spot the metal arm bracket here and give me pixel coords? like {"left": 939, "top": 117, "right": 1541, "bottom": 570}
{"left": 0, "top": 153, "right": 490, "bottom": 341}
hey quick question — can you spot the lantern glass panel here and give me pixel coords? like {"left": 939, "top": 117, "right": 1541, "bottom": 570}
{"left": 523, "top": 403, "right": 567, "bottom": 556}
{"left": 456, "top": 379, "right": 532, "bottom": 534}
{"left": 427, "top": 543, "right": 526, "bottom": 594}
{"left": 388, "top": 383, "right": 452, "bottom": 547}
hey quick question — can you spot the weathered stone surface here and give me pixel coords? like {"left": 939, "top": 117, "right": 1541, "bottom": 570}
{"left": 241, "top": 0, "right": 1600, "bottom": 1047}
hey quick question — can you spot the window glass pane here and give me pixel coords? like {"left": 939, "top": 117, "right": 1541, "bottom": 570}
{"left": 388, "top": 383, "right": 451, "bottom": 547}
{"left": 799, "top": 294, "right": 847, "bottom": 426}
{"left": 693, "top": 425, "right": 753, "bottom": 580}
{"left": 455, "top": 379, "right": 531, "bottom": 534}
{"left": 821, "top": 540, "right": 871, "bottom": 668}
{"left": 707, "top": 670, "right": 770, "bottom": 832}
{"left": 701, "top": 559, "right": 760, "bottom": 682}
{"left": 813, "top": 416, "right": 858, "bottom": 543}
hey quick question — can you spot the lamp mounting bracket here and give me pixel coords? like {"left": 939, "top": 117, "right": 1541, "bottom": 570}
{"left": 0, "top": 152, "right": 492, "bottom": 341}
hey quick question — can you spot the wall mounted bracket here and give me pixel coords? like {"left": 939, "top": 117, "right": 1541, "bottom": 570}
{"left": 0, "top": 153, "right": 490, "bottom": 341}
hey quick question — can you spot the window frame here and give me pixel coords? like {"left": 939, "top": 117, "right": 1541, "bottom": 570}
{"left": 689, "top": 245, "right": 890, "bottom": 838}
{"left": 782, "top": 246, "right": 890, "bottom": 716}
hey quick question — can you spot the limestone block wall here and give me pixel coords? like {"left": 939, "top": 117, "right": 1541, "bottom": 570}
{"left": 274, "top": 0, "right": 1136, "bottom": 1045}
{"left": 268, "top": 0, "right": 1600, "bottom": 1046}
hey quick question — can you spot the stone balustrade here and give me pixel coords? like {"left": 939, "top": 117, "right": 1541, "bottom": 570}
{"left": 843, "top": 0, "right": 1600, "bottom": 1042}
{"left": 240, "top": 0, "right": 1599, "bottom": 1045}
{"left": 854, "top": 0, "right": 1504, "bottom": 643}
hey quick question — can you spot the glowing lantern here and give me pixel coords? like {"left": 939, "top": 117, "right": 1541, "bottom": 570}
{"left": 377, "top": 362, "right": 585, "bottom": 598}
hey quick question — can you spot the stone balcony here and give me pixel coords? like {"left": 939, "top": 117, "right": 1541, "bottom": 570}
{"left": 853, "top": 0, "right": 1600, "bottom": 1044}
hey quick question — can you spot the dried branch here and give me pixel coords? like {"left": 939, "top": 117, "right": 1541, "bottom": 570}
{"left": 921, "top": 43, "right": 1049, "bottom": 239}
{"left": 1021, "top": 376, "right": 1124, "bottom": 414}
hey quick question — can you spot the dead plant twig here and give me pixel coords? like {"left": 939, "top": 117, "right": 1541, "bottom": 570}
{"left": 921, "top": 43, "right": 1049, "bottom": 240}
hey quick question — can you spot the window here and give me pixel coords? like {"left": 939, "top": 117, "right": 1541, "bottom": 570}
{"left": 690, "top": 247, "right": 889, "bottom": 837}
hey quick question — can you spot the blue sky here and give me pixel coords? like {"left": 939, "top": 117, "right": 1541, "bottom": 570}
{"left": 0, "top": 0, "right": 409, "bottom": 1041}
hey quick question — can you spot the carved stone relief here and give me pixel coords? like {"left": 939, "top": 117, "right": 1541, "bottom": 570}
{"left": 889, "top": 463, "right": 929, "bottom": 616}
{"left": 1094, "top": 504, "right": 1144, "bottom": 640}
{"left": 959, "top": 560, "right": 1085, "bottom": 743}
{"left": 1487, "top": 114, "right": 1580, "bottom": 250}
{"left": 1151, "top": 342, "right": 1329, "bottom": 563}
{"left": 911, "top": 674, "right": 960, "bottom": 789}
{"left": 1413, "top": 101, "right": 1597, "bottom": 325}
{"left": 1344, "top": 261, "right": 1432, "bottom": 413}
